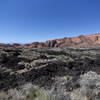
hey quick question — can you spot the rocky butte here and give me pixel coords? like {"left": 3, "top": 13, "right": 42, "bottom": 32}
{"left": 1, "top": 33, "right": 100, "bottom": 48}
{"left": 29, "top": 33, "right": 100, "bottom": 47}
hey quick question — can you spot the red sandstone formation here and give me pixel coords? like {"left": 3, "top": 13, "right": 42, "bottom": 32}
{"left": 30, "top": 33, "right": 100, "bottom": 48}
{"left": 1, "top": 33, "right": 100, "bottom": 48}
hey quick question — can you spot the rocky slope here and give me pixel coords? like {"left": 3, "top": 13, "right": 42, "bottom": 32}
{"left": 0, "top": 46, "right": 100, "bottom": 100}
{"left": 29, "top": 33, "right": 100, "bottom": 47}
{"left": 1, "top": 34, "right": 100, "bottom": 48}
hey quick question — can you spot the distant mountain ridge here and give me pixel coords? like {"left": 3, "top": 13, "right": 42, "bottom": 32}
{"left": 1, "top": 33, "right": 100, "bottom": 48}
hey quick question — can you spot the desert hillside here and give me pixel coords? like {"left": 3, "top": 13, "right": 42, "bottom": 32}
{"left": 0, "top": 46, "right": 100, "bottom": 100}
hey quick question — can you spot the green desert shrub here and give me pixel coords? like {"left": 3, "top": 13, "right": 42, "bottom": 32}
{"left": 70, "top": 71, "right": 100, "bottom": 100}
{"left": 1, "top": 72, "right": 100, "bottom": 100}
{"left": 4, "top": 83, "right": 49, "bottom": 100}
{"left": 27, "top": 88, "right": 49, "bottom": 100}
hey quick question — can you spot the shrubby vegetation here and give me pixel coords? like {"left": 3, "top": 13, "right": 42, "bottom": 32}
{"left": 1, "top": 71, "right": 100, "bottom": 100}
{"left": 0, "top": 47, "right": 100, "bottom": 99}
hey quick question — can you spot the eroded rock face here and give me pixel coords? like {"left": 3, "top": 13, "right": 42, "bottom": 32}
{"left": 43, "top": 34, "right": 100, "bottom": 47}
{"left": 19, "top": 33, "right": 100, "bottom": 48}
{"left": 20, "top": 33, "right": 100, "bottom": 48}
{"left": 1, "top": 34, "right": 100, "bottom": 48}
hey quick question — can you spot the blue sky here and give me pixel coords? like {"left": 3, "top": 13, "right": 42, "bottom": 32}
{"left": 0, "top": 0, "right": 100, "bottom": 43}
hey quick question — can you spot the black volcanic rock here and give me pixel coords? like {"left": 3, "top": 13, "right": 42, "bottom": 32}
{"left": 0, "top": 46, "right": 100, "bottom": 100}
{"left": 0, "top": 46, "right": 100, "bottom": 90}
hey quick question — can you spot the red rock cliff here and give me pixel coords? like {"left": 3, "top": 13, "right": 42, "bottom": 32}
{"left": 27, "top": 33, "right": 100, "bottom": 48}
{"left": 1, "top": 33, "right": 100, "bottom": 48}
